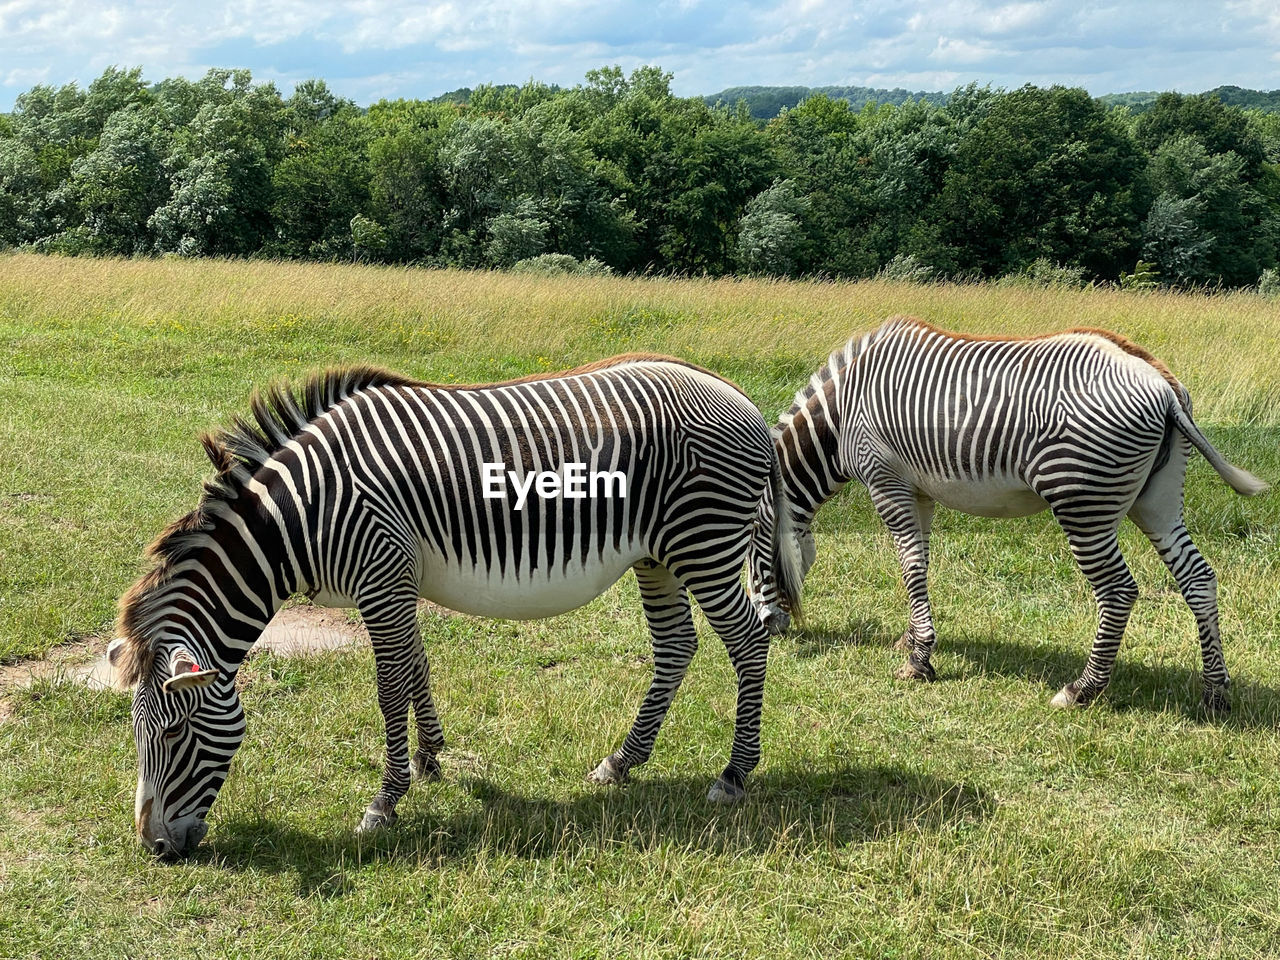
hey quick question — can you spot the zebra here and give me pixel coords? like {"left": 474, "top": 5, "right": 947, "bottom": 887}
{"left": 748, "top": 315, "right": 1267, "bottom": 712}
{"left": 108, "top": 355, "right": 804, "bottom": 859}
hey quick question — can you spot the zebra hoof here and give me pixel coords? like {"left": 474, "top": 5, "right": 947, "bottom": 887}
{"left": 762, "top": 607, "right": 791, "bottom": 636}
{"left": 894, "top": 659, "right": 936, "bottom": 682}
{"left": 1050, "top": 686, "right": 1079, "bottom": 709}
{"left": 706, "top": 774, "right": 746, "bottom": 805}
{"left": 1201, "top": 686, "right": 1231, "bottom": 716}
{"left": 1051, "top": 682, "right": 1096, "bottom": 709}
{"left": 410, "top": 752, "right": 443, "bottom": 781}
{"left": 586, "top": 754, "right": 628, "bottom": 786}
{"left": 355, "top": 805, "right": 398, "bottom": 835}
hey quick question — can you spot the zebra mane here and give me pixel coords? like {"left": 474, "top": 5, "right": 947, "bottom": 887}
{"left": 772, "top": 316, "right": 913, "bottom": 437}
{"left": 114, "top": 365, "right": 423, "bottom": 685}
{"left": 211, "top": 365, "right": 428, "bottom": 479}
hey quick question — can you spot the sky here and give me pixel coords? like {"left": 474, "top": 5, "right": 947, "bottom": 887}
{"left": 1, "top": 0, "right": 1278, "bottom": 111}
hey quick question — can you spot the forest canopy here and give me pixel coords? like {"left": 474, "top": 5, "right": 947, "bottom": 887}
{"left": 2, "top": 65, "right": 1278, "bottom": 288}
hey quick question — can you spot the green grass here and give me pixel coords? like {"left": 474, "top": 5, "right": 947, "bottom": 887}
{"left": 1, "top": 253, "right": 1278, "bottom": 958}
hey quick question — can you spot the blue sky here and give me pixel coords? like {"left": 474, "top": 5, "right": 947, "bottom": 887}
{"left": 2, "top": 1, "right": 1277, "bottom": 111}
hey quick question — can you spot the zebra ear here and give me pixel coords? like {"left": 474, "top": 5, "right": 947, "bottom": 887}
{"left": 162, "top": 649, "right": 220, "bottom": 693}
{"left": 105, "top": 637, "right": 136, "bottom": 690}
{"left": 106, "top": 637, "right": 128, "bottom": 667}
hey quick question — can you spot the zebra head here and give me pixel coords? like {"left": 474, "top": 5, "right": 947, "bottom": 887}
{"left": 109, "top": 638, "right": 244, "bottom": 860}
{"left": 746, "top": 489, "right": 813, "bottom": 637}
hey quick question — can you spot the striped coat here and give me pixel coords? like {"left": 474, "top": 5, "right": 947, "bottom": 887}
{"left": 749, "top": 316, "right": 1266, "bottom": 710}
{"left": 112, "top": 355, "right": 802, "bottom": 858}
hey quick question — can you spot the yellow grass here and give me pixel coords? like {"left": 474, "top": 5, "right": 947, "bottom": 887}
{"left": 4, "top": 252, "right": 1278, "bottom": 424}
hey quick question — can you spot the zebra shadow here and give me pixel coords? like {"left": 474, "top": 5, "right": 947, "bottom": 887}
{"left": 203, "top": 761, "right": 991, "bottom": 891}
{"left": 782, "top": 614, "right": 1280, "bottom": 728}
{"left": 786, "top": 617, "right": 895, "bottom": 659}
{"left": 940, "top": 632, "right": 1280, "bottom": 729}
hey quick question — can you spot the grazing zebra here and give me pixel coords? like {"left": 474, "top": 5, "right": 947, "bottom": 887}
{"left": 109, "top": 355, "right": 803, "bottom": 859}
{"left": 748, "top": 316, "right": 1267, "bottom": 711}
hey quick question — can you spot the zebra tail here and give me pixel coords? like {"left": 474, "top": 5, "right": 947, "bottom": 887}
{"left": 769, "top": 450, "right": 806, "bottom": 623}
{"left": 1169, "top": 399, "right": 1269, "bottom": 497}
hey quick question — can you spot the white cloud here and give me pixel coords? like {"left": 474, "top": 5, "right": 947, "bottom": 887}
{"left": 0, "top": 0, "right": 1276, "bottom": 109}
{"left": 3, "top": 65, "right": 49, "bottom": 87}
{"left": 931, "top": 36, "right": 998, "bottom": 65}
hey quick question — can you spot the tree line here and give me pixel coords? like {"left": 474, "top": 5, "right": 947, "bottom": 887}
{"left": 2, "top": 65, "right": 1278, "bottom": 288}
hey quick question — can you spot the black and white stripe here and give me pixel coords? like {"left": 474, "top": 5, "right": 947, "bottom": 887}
{"left": 749, "top": 315, "right": 1266, "bottom": 710}
{"left": 113, "top": 355, "right": 803, "bottom": 858}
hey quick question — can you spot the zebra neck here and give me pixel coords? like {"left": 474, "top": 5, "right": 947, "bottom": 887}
{"left": 774, "top": 383, "right": 848, "bottom": 526}
{"left": 135, "top": 502, "right": 294, "bottom": 677}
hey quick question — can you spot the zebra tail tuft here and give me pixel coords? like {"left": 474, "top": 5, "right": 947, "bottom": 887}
{"left": 769, "top": 452, "right": 805, "bottom": 624}
{"left": 1170, "top": 402, "right": 1270, "bottom": 497}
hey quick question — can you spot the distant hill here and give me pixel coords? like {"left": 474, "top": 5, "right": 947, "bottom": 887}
{"left": 1097, "top": 87, "right": 1280, "bottom": 114}
{"left": 704, "top": 85, "right": 947, "bottom": 119}
{"left": 1205, "top": 84, "right": 1280, "bottom": 112}
{"left": 1097, "top": 91, "right": 1162, "bottom": 111}
{"left": 430, "top": 87, "right": 479, "bottom": 105}
{"left": 429, "top": 82, "right": 1280, "bottom": 118}
{"left": 431, "top": 84, "right": 521, "bottom": 105}
{"left": 709, "top": 84, "right": 1280, "bottom": 120}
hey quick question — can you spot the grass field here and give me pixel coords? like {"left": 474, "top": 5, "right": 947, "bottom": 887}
{"left": 1, "top": 252, "right": 1278, "bottom": 958}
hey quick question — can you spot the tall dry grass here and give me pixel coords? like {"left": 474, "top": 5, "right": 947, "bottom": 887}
{"left": 4, "top": 252, "right": 1277, "bottom": 423}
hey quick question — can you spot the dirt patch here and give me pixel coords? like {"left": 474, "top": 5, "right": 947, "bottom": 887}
{"left": 0, "top": 601, "right": 453, "bottom": 707}
{"left": 255, "top": 604, "right": 368, "bottom": 656}
{"left": 0, "top": 636, "right": 111, "bottom": 694}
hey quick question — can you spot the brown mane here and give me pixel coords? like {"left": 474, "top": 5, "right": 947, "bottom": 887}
{"left": 430, "top": 352, "right": 725, "bottom": 389}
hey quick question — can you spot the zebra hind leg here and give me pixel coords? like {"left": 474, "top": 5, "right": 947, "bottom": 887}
{"left": 588, "top": 559, "right": 697, "bottom": 788}
{"left": 355, "top": 587, "right": 422, "bottom": 834}
{"left": 1129, "top": 458, "right": 1230, "bottom": 713}
{"left": 688, "top": 579, "right": 771, "bottom": 804}
{"left": 1146, "top": 524, "right": 1228, "bottom": 714}
{"left": 1048, "top": 508, "right": 1139, "bottom": 710}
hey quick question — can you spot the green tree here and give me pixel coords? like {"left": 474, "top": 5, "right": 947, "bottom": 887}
{"left": 66, "top": 104, "right": 170, "bottom": 254}
{"left": 767, "top": 95, "right": 957, "bottom": 277}
{"left": 485, "top": 197, "right": 550, "bottom": 266}
{"left": 1141, "top": 193, "right": 1212, "bottom": 284}
{"left": 568, "top": 66, "right": 776, "bottom": 273}
{"left": 269, "top": 84, "right": 369, "bottom": 260}
{"left": 150, "top": 70, "right": 286, "bottom": 256}
{"left": 365, "top": 99, "right": 456, "bottom": 261}
{"left": 1135, "top": 93, "right": 1267, "bottom": 176}
{"left": 931, "top": 85, "right": 1144, "bottom": 279}
{"left": 736, "top": 178, "right": 808, "bottom": 275}
{"left": 1143, "top": 134, "right": 1276, "bottom": 285}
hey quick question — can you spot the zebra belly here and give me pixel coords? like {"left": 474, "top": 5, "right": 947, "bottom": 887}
{"left": 915, "top": 475, "right": 1049, "bottom": 519}
{"left": 416, "top": 548, "right": 648, "bottom": 620}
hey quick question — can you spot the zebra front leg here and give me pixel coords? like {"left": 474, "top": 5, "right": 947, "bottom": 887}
{"left": 870, "top": 483, "right": 938, "bottom": 681}
{"left": 1131, "top": 486, "right": 1230, "bottom": 713}
{"left": 588, "top": 560, "right": 697, "bottom": 787}
{"left": 410, "top": 645, "right": 445, "bottom": 781}
{"left": 1049, "top": 512, "right": 1139, "bottom": 709}
{"left": 691, "top": 581, "right": 771, "bottom": 804}
{"left": 356, "top": 588, "right": 422, "bottom": 833}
